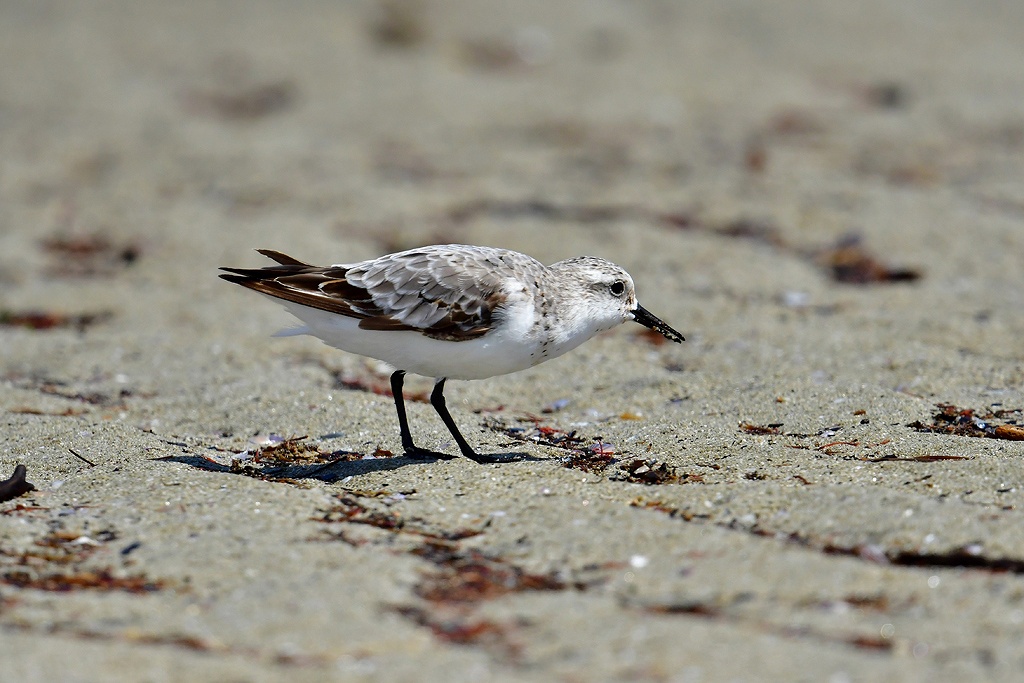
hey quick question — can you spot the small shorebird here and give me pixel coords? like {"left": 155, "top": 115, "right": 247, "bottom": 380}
{"left": 220, "top": 245, "right": 684, "bottom": 463}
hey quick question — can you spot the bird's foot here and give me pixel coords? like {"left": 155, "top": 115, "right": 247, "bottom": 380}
{"left": 403, "top": 446, "right": 457, "bottom": 461}
{"left": 459, "top": 449, "right": 505, "bottom": 464}
{"left": 403, "top": 445, "right": 505, "bottom": 464}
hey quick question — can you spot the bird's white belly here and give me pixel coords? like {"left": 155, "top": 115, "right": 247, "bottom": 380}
{"left": 276, "top": 300, "right": 541, "bottom": 380}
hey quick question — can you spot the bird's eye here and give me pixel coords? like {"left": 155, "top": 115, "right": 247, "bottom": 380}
{"left": 610, "top": 280, "right": 626, "bottom": 297}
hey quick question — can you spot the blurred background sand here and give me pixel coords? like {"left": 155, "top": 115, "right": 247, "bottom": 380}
{"left": 2, "top": 1, "right": 1023, "bottom": 680}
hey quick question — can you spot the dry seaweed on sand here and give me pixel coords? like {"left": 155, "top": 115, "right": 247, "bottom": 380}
{"left": 909, "top": 404, "right": 1024, "bottom": 441}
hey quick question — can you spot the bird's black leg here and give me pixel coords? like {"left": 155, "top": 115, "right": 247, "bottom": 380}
{"left": 390, "top": 370, "right": 416, "bottom": 453}
{"left": 430, "top": 378, "right": 500, "bottom": 464}
{"left": 391, "top": 370, "right": 453, "bottom": 460}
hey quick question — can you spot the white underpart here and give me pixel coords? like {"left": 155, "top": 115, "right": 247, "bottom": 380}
{"left": 271, "top": 281, "right": 543, "bottom": 380}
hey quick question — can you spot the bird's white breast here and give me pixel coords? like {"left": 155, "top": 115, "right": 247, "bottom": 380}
{"left": 274, "top": 285, "right": 543, "bottom": 380}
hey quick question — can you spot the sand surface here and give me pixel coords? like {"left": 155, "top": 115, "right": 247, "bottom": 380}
{"left": 2, "top": 1, "right": 1024, "bottom": 681}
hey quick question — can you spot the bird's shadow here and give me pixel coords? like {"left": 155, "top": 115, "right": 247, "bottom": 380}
{"left": 158, "top": 450, "right": 541, "bottom": 482}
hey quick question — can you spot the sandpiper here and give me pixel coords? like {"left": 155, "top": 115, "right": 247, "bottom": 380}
{"left": 221, "top": 244, "right": 684, "bottom": 463}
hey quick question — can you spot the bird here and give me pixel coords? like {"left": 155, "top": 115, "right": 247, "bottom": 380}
{"left": 220, "top": 244, "right": 684, "bottom": 463}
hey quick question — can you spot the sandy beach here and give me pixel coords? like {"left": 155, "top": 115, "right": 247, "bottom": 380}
{"left": 2, "top": 1, "right": 1024, "bottom": 680}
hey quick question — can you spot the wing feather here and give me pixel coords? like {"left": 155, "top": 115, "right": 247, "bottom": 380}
{"left": 220, "top": 245, "right": 541, "bottom": 341}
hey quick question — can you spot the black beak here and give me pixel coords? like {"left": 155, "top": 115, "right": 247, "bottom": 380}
{"left": 632, "top": 304, "right": 685, "bottom": 343}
